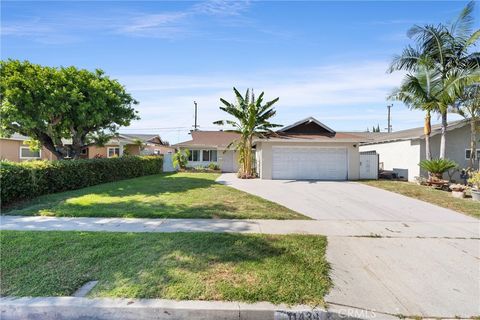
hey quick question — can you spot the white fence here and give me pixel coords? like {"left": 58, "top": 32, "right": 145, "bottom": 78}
{"left": 360, "top": 152, "right": 379, "bottom": 180}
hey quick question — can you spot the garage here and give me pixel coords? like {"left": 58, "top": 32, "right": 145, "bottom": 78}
{"left": 272, "top": 146, "right": 348, "bottom": 180}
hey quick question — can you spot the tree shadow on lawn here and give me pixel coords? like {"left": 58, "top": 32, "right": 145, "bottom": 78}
{"left": 3, "top": 174, "right": 222, "bottom": 215}
{"left": 1, "top": 231, "right": 330, "bottom": 304}
{"left": 35, "top": 201, "right": 250, "bottom": 219}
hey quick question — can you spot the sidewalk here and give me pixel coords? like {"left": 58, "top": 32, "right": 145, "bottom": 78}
{"left": 0, "top": 296, "right": 385, "bottom": 320}
{"left": 1, "top": 215, "right": 478, "bottom": 238}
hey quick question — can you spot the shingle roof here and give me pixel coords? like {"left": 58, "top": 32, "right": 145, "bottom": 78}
{"left": 173, "top": 131, "right": 241, "bottom": 149}
{"left": 351, "top": 119, "right": 469, "bottom": 145}
{"left": 258, "top": 131, "right": 366, "bottom": 143}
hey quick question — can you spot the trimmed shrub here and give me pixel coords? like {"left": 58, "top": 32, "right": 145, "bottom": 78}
{"left": 0, "top": 156, "right": 163, "bottom": 207}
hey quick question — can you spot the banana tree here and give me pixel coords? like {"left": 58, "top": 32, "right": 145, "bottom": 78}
{"left": 214, "top": 88, "right": 281, "bottom": 178}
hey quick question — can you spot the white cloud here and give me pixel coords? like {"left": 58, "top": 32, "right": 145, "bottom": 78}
{"left": 115, "top": 60, "right": 423, "bottom": 144}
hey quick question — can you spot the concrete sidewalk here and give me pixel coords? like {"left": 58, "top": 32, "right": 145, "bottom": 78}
{"left": 0, "top": 296, "right": 386, "bottom": 320}
{"left": 1, "top": 215, "right": 478, "bottom": 238}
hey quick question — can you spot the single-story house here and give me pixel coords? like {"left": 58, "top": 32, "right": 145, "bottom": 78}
{"left": 174, "top": 117, "right": 365, "bottom": 180}
{"left": 357, "top": 119, "right": 476, "bottom": 182}
{"left": 0, "top": 133, "right": 58, "bottom": 161}
{"left": 0, "top": 133, "right": 173, "bottom": 162}
{"left": 173, "top": 131, "right": 241, "bottom": 172}
{"left": 83, "top": 134, "right": 174, "bottom": 159}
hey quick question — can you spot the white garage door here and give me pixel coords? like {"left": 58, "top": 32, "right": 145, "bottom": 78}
{"left": 272, "top": 147, "right": 348, "bottom": 180}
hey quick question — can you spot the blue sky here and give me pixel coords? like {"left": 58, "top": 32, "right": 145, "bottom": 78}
{"left": 1, "top": 1, "right": 475, "bottom": 143}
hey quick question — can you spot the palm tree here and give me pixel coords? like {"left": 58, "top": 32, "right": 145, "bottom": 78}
{"left": 389, "top": 57, "right": 441, "bottom": 160}
{"left": 453, "top": 84, "right": 480, "bottom": 168}
{"left": 389, "top": 1, "right": 479, "bottom": 159}
{"left": 214, "top": 88, "right": 281, "bottom": 178}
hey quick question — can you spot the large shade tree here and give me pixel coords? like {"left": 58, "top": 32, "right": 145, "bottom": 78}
{"left": 0, "top": 60, "right": 139, "bottom": 159}
{"left": 389, "top": 1, "right": 479, "bottom": 159}
{"left": 214, "top": 88, "right": 281, "bottom": 178}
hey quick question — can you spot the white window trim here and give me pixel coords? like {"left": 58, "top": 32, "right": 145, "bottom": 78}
{"left": 107, "top": 147, "right": 120, "bottom": 158}
{"left": 465, "top": 148, "right": 480, "bottom": 160}
{"left": 19, "top": 146, "right": 42, "bottom": 159}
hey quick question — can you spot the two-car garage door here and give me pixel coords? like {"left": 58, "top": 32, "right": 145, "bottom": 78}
{"left": 272, "top": 147, "right": 348, "bottom": 180}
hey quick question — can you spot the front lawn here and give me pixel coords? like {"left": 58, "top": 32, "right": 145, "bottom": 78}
{"left": 361, "top": 180, "right": 480, "bottom": 219}
{"left": 0, "top": 231, "right": 331, "bottom": 305}
{"left": 4, "top": 172, "right": 307, "bottom": 220}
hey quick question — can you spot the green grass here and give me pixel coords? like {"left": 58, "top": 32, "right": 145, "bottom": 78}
{"left": 361, "top": 180, "right": 480, "bottom": 219}
{"left": 0, "top": 231, "right": 331, "bottom": 305}
{"left": 4, "top": 172, "right": 307, "bottom": 220}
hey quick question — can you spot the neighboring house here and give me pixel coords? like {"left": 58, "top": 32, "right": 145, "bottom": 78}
{"left": 357, "top": 119, "right": 476, "bottom": 181}
{"left": 174, "top": 117, "right": 365, "bottom": 180}
{"left": 0, "top": 133, "right": 57, "bottom": 162}
{"left": 173, "top": 131, "right": 241, "bottom": 172}
{"left": 0, "top": 133, "right": 173, "bottom": 162}
{"left": 82, "top": 134, "right": 174, "bottom": 159}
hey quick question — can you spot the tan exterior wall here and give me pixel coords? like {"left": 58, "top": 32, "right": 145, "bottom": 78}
{"left": 256, "top": 141, "right": 360, "bottom": 180}
{"left": 0, "top": 139, "right": 56, "bottom": 162}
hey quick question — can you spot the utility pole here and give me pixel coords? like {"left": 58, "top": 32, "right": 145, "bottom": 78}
{"left": 386, "top": 104, "right": 393, "bottom": 133}
{"left": 193, "top": 101, "right": 199, "bottom": 131}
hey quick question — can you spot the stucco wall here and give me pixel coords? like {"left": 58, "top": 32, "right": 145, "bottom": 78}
{"left": 184, "top": 148, "right": 238, "bottom": 172}
{"left": 420, "top": 125, "right": 472, "bottom": 181}
{"left": 0, "top": 139, "right": 56, "bottom": 162}
{"left": 360, "top": 140, "right": 422, "bottom": 181}
{"left": 360, "top": 125, "right": 471, "bottom": 182}
{"left": 256, "top": 141, "right": 360, "bottom": 180}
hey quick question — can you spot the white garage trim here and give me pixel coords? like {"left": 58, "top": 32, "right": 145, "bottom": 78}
{"left": 272, "top": 146, "right": 348, "bottom": 180}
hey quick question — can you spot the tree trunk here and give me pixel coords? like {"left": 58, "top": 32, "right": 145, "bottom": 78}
{"left": 424, "top": 111, "right": 432, "bottom": 161}
{"left": 34, "top": 131, "right": 65, "bottom": 159}
{"left": 470, "top": 118, "right": 477, "bottom": 169}
{"left": 439, "top": 111, "right": 447, "bottom": 159}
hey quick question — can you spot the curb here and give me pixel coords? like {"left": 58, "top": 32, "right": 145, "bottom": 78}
{"left": 0, "top": 296, "right": 386, "bottom": 320}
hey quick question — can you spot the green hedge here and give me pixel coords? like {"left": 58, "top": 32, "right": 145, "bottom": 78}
{"left": 1, "top": 156, "right": 163, "bottom": 207}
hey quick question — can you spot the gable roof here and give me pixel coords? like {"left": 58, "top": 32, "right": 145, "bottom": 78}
{"left": 173, "top": 131, "right": 241, "bottom": 149}
{"left": 118, "top": 133, "right": 166, "bottom": 145}
{"left": 354, "top": 119, "right": 470, "bottom": 145}
{"left": 278, "top": 117, "right": 336, "bottom": 134}
{"left": 355, "top": 119, "right": 472, "bottom": 144}
{"left": 257, "top": 116, "right": 365, "bottom": 143}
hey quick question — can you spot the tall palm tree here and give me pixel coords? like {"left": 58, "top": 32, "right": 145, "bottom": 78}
{"left": 214, "top": 88, "right": 281, "bottom": 178}
{"left": 389, "top": 57, "right": 442, "bottom": 160}
{"left": 453, "top": 84, "right": 480, "bottom": 168}
{"left": 389, "top": 1, "right": 479, "bottom": 159}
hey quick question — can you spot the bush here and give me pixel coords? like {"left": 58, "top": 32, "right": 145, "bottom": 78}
{"left": 468, "top": 171, "right": 480, "bottom": 189}
{"left": 207, "top": 163, "right": 220, "bottom": 171}
{"left": 0, "top": 156, "right": 163, "bottom": 207}
{"left": 419, "top": 158, "right": 457, "bottom": 179}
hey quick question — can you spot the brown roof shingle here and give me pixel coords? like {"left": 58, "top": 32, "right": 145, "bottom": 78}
{"left": 173, "top": 131, "right": 240, "bottom": 149}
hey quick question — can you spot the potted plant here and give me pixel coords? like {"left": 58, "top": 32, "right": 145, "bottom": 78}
{"left": 449, "top": 184, "right": 466, "bottom": 199}
{"left": 468, "top": 171, "right": 480, "bottom": 201}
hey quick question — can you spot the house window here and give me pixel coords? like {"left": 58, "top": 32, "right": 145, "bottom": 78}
{"left": 81, "top": 148, "right": 88, "bottom": 155}
{"left": 19, "top": 147, "right": 41, "bottom": 159}
{"left": 212, "top": 150, "right": 218, "bottom": 162}
{"left": 188, "top": 150, "right": 200, "bottom": 161}
{"left": 154, "top": 149, "right": 160, "bottom": 155}
{"left": 465, "top": 149, "right": 480, "bottom": 160}
{"left": 202, "top": 150, "right": 217, "bottom": 162}
{"left": 107, "top": 147, "right": 120, "bottom": 158}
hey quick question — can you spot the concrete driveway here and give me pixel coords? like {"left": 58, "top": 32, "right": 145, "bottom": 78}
{"left": 217, "top": 174, "right": 480, "bottom": 318}
{"left": 217, "top": 173, "right": 475, "bottom": 223}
